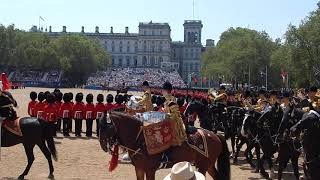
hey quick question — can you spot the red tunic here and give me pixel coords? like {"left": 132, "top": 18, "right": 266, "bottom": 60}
{"left": 35, "top": 102, "right": 46, "bottom": 120}
{"left": 55, "top": 101, "right": 62, "bottom": 118}
{"left": 72, "top": 102, "right": 85, "bottom": 119}
{"left": 85, "top": 103, "right": 96, "bottom": 120}
{"left": 105, "top": 103, "right": 115, "bottom": 112}
{"left": 95, "top": 103, "right": 105, "bottom": 119}
{"left": 44, "top": 103, "right": 58, "bottom": 122}
{"left": 59, "top": 102, "right": 74, "bottom": 119}
{"left": 28, "top": 100, "right": 37, "bottom": 117}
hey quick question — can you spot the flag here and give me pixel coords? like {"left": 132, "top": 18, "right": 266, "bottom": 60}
{"left": 1, "top": 73, "right": 11, "bottom": 91}
{"left": 202, "top": 77, "right": 207, "bottom": 85}
{"left": 39, "top": 16, "right": 45, "bottom": 21}
{"left": 280, "top": 70, "right": 287, "bottom": 83}
{"left": 192, "top": 75, "right": 198, "bottom": 85}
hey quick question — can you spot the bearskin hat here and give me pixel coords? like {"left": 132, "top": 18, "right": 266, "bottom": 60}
{"left": 30, "top": 91, "right": 37, "bottom": 101}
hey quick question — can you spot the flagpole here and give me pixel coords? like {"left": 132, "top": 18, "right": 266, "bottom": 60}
{"left": 265, "top": 65, "right": 268, "bottom": 91}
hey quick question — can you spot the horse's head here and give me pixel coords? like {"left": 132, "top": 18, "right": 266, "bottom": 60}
{"left": 0, "top": 91, "right": 18, "bottom": 121}
{"left": 291, "top": 110, "right": 320, "bottom": 136}
{"left": 184, "top": 100, "right": 203, "bottom": 117}
{"left": 99, "top": 113, "right": 118, "bottom": 153}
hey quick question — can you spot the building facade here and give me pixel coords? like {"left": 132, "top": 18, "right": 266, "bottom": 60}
{"left": 47, "top": 20, "right": 212, "bottom": 82}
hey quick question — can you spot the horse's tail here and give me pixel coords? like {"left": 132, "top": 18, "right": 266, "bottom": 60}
{"left": 216, "top": 134, "right": 231, "bottom": 180}
{"left": 40, "top": 120, "right": 57, "bottom": 161}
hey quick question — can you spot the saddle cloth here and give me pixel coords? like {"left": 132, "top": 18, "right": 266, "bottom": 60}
{"left": 187, "top": 129, "right": 209, "bottom": 158}
{"left": 3, "top": 118, "right": 22, "bottom": 136}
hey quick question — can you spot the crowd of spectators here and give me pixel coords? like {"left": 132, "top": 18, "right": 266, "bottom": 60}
{"left": 86, "top": 68, "right": 186, "bottom": 88}
{"left": 11, "top": 71, "right": 44, "bottom": 82}
{"left": 46, "top": 70, "right": 62, "bottom": 83}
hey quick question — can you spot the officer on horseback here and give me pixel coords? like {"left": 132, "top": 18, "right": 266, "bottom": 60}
{"left": 162, "top": 81, "right": 187, "bottom": 146}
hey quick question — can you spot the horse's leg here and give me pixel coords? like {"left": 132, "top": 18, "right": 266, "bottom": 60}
{"left": 267, "top": 155, "right": 274, "bottom": 179}
{"left": 145, "top": 170, "right": 156, "bottom": 180}
{"left": 234, "top": 138, "right": 245, "bottom": 163}
{"left": 230, "top": 134, "right": 236, "bottom": 158}
{"left": 259, "top": 154, "right": 270, "bottom": 179}
{"left": 18, "top": 143, "right": 35, "bottom": 180}
{"left": 135, "top": 166, "right": 145, "bottom": 180}
{"left": 38, "top": 141, "right": 54, "bottom": 179}
{"left": 278, "top": 157, "right": 289, "bottom": 180}
{"left": 254, "top": 144, "right": 261, "bottom": 173}
{"left": 291, "top": 155, "right": 300, "bottom": 180}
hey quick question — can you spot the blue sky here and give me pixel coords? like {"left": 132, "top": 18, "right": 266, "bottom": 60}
{"left": 0, "top": 0, "right": 318, "bottom": 43}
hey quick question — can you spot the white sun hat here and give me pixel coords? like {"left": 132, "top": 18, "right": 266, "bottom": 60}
{"left": 164, "top": 161, "right": 205, "bottom": 180}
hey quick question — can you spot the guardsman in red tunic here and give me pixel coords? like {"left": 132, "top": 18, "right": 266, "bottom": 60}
{"left": 35, "top": 92, "right": 46, "bottom": 120}
{"left": 95, "top": 94, "right": 105, "bottom": 137}
{"left": 55, "top": 92, "right": 63, "bottom": 132}
{"left": 85, "top": 94, "right": 96, "bottom": 137}
{"left": 68, "top": 92, "right": 74, "bottom": 132}
{"left": 44, "top": 93, "right": 58, "bottom": 137}
{"left": 105, "top": 94, "right": 115, "bottom": 112}
{"left": 28, "top": 91, "right": 37, "bottom": 117}
{"left": 60, "top": 93, "right": 73, "bottom": 137}
{"left": 73, "top": 93, "right": 85, "bottom": 137}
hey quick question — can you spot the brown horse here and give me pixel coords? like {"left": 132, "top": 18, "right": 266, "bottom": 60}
{"left": 99, "top": 112, "right": 230, "bottom": 180}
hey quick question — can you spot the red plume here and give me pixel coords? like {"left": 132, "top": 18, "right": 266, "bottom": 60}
{"left": 1, "top": 73, "right": 11, "bottom": 91}
{"left": 108, "top": 145, "right": 119, "bottom": 172}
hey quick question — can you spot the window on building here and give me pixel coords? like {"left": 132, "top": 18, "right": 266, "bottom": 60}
{"left": 126, "top": 56, "right": 130, "bottom": 66}
{"left": 118, "top": 56, "right": 123, "bottom": 67}
{"left": 151, "top": 57, "right": 155, "bottom": 66}
{"left": 159, "top": 57, "right": 163, "bottom": 64}
{"left": 185, "top": 49, "right": 189, "bottom": 58}
{"left": 112, "top": 56, "right": 115, "bottom": 66}
{"left": 144, "top": 30, "right": 146, "bottom": 35}
{"left": 155, "top": 58, "right": 159, "bottom": 66}
{"left": 184, "top": 63, "right": 188, "bottom": 71}
{"left": 143, "top": 56, "right": 147, "bottom": 65}
{"left": 127, "top": 46, "right": 130, "bottom": 52}
{"left": 119, "top": 46, "right": 122, "bottom": 53}
{"left": 190, "top": 63, "right": 193, "bottom": 71}
{"left": 160, "top": 31, "right": 162, "bottom": 35}
{"left": 111, "top": 46, "right": 115, "bottom": 52}
{"left": 191, "top": 49, "right": 194, "bottom": 58}
{"left": 152, "top": 30, "right": 154, "bottom": 35}
{"left": 134, "top": 56, "right": 138, "bottom": 67}
{"left": 195, "top": 63, "right": 199, "bottom": 72}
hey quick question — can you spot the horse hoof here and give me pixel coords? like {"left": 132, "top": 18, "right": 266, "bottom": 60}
{"left": 48, "top": 174, "right": 54, "bottom": 179}
{"left": 18, "top": 175, "right": 25, "bottom": 180}
{"left": 260, "top": 172, "right": 269, "bottom": 179}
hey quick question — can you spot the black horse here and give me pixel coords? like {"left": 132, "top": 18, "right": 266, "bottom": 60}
{"left": 255, "top": 105, "right": 283, "bottom": 179}
{"left": 0, "top": 91, "right": 57, "bottom": 180}
{"left": 184, "top": 100, "right": 213, "bottom": 131}
{"left": 291, "top": 110, "right": 320, "bottom": 180}
{"left": 276, "top": 105, "right": 305, "bottom": 180}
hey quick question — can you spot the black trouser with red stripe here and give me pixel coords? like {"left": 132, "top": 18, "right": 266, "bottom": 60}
{"left": 75, "top": 119, "right": 83, "bottom": 136}
{"left": 86, "top": 119, "right": 94, "bottom": 137}
{"left": 56, "top": 118, "right": 62, "bottom": 132}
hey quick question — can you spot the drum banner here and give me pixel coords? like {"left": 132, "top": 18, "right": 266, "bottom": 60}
{"left": 143, "top": 120, "right": 175, "bottom": 155}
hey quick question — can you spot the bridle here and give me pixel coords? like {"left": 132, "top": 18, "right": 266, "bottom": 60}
{"left": 100, "top": 113, "right": 143, "bottom": 156}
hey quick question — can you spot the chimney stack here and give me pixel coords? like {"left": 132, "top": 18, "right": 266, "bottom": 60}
{"left": 81, "top": 26, "right": 84, "bottom": 33}
{"left": 62, "top": 26, "right": 66, "bottom": 33}
{"left": 110, "top": 26, "right": 113, "bottom": 34}
{"left": 95, "top": 26, "right": 99, "bottom": 33}
{"left": 125, "top": 27, "right": 129, "bottom": 34}
{"left": 49, "top": 26, "right": 52, "bottom": 33}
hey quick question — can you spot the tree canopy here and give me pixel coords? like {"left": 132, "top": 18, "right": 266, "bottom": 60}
{"left": 0, "top": 25, "right": 111, "bottom": 84}
{"left": 202, "top": 2, "right": 320, "bottom": 88}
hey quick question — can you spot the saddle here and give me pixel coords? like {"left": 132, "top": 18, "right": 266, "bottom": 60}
{"left": 2, "top": 118, "right": 22, "bottom": 136}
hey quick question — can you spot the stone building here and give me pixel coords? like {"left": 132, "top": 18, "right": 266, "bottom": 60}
{"left": 47, "top": 20, "right": 213, "bottom": 82}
